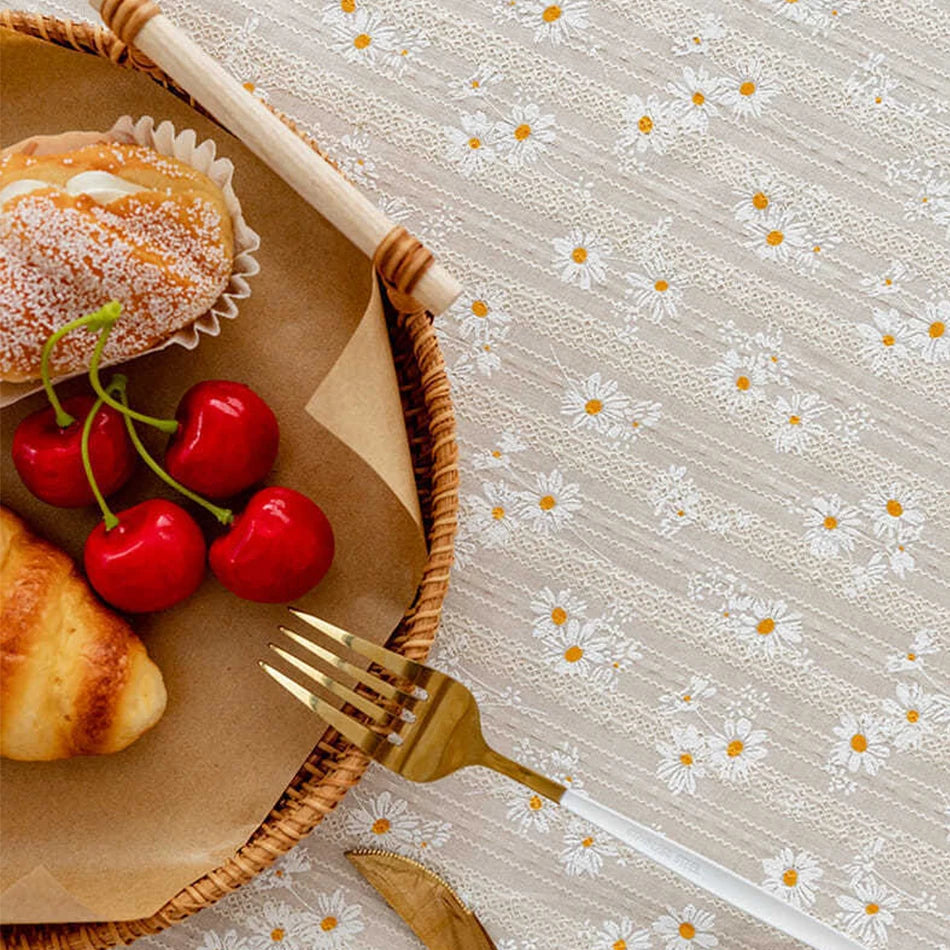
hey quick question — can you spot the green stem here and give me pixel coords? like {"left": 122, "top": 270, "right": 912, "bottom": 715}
{"left": 87, "top": 319, "right": 178, "bottom": 435}
{"left": 117, "top": 388, "right": 233, "bottom": 526}
{"left": 80, "top": 376, "right": 128, "bottom": 531}
{"left": 41, "top": 301, "right": 123, "bottom": 428}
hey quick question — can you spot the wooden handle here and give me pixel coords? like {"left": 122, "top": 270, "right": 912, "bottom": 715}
{"left": 89, "top": 0, "right": 462, "bottom": 315}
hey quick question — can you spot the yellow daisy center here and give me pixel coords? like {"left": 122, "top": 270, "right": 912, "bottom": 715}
{"left": 529, "top": 795, "right": 543, "bottom": 810}
{"left": 739, "top": 80, "right": 756, "bottom": 96}
{"left": 823, "top": 515, "right": 838, "bottom": 530}
{"left": 727, "top": 739, "right": 744, "bottom": 757}
{"left": 321, "top": 917, "right": 338, "bottom": 932}
{"left": 752, "top": 191, "right": 769, "bottom": 209}
{"left": 654, "top": 279, "right": 669, "bottom": 292}
{"left": 886, "top": 499, "right": 903, "bottom": 517}
{"left": 907, "top": 652, "right": 916, "bottom": 661}
{"left": 930, "top": 321, "right": 945, "bottom": 338}
{"left": 539, "top": 494, "right": 556, "bottom": 510}
{"left": 471, "top": 299, "right": 489, "bottom": 317}
{"left": 679, "top": 752, "right": 693, "bottom": 766}
{"left": 766, "top": 230, "right": 785, "bottom": 246}
{"left": 270, "top": 929, "right": 285, "bottom": 942}
{"left": 613, "top": 942, "right": 627, "bottom": 950}
{"left": 692, "top": 91, "right": 705, "bottom": 106}
{"left": 542, "top": 4, "right": 562, "bottom": 21}
{"left": 564, "top": 645, "right": 584, "bottom": 663}
{"left": 866, "top": 903, "right": 880, "bottom": 915}
{"left": 882, "top": 333, "right": 895, "bottom": 346}
{"left": 581, "top": 836, "right": 594, "bottom": 847}
{"left": 735, "top": 375, "right": 751, "bottom": 391}
{"left": 341, "top": 0, "right": 355, "bottom": 10}
{"left": 551, "top": 606, "right": 568, "bottom": 625}
{"left": 789, "top": 414, "right": 801, "bottom": 425}
{"left": 679, "top": 922, "right": 697, "bottom": 939}
{"left": 353, "top": 32, "right": 371, "bottom": 49}
{"left": 372, "top": 817, "right": 390, "bottom": 834}
{"left": 757, "top": 617, "right": 775, "bottom": 635}
{"left": 906, "top": 709, "right": 919, "bottom": 723}
{"left": 585, "top": 399, "right": 604, "bottom": 416}
{"left": 572, "top": 246, "right": 588, "bottom": 264}
{"left": 468, "top": 137, "right": 481, "bottom": 149}
{"left": 783, "top": 868, "right": 799, "bottom": 887}
{"left": 850, "top": 733, "right": 868, "bottom": 753}
{"left": 514, "top": 123, "right": 532, "bottom": 140}
{"left": 638, "top": 115, "right": 654, "bottom": 134}
{"left": 491, "top": 506, "right": 505, "bottom": 521}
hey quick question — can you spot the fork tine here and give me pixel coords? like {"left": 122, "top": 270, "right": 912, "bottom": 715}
{"left": 289, "top": 608, "right": 426, "bottom": 683}
{"left": 268, "top": 643, "right": 391, "bottom": 724}
{"left": 258, "top": 661, "right": 381, "bottom": 755}
{"left": 278, "top": 626, "right": 417, "bottom": 703}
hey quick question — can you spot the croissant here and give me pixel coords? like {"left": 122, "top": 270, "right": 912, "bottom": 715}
{"left": 0, "top": 506, "right": 166, "bottom": 760}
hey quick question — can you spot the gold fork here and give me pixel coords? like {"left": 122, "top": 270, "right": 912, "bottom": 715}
{"left": 262, "top": 609, "right": 860, "bottom": 950}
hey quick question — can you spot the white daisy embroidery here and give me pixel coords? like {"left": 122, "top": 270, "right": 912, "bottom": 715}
{"left": 335, "top": 130, "right": 377, "bottom": 186}
{"left": 856, "top": 307, "right": 911, "bottom": 374}
{"left": 732, "top": 167, "right": 793, "bottom": 224}
{"left": 592, "top": 917, "right": 652, "bottom": 950}
{"left": 770, "top": 392, "right": 825, "bottom": 454}
{"left": 493, "top": 102, "right": 557, "bottom": 167}
{"left": 882, "top": 682, "right": 949, "bottom": 751}
{"left": 444, "top": 111, "right": 497, "bottom": 176}
{"left": 744, "top": 207, "right": 807, "bottom": 263}
{"left": 708, "top": 350, "right": 768, "bottom": 413}
{"left": 453, "top": 64, "right": 504, "bottom": 98}
{"left": 624, "top": 258, "right": 685, "bottom": 322}
{"left": 859, "top": 260, "right": 915, "bottom": 297}
{"left": 517, "top": 470, "right": 582, "bottom": 534}
{"left": 246, "top": 901, "right": 312, "bottom": 950}
{"left": 559, "top": 819, "right": 618, "bottom": 877}
{"left": 542, "top": 618, "right": 620, "bottom": 687}
{"left": 885, "top": 629, "right": 938, "bottom": 673}
{"left": 472, "top": 430, "right": 527, "bottom": 471}
{"left": 656, "top": 723, "right": 707, "bottom": 794}
{"left": 667, "top": 66, "right": 723, "bottom": 133}
{"left": 862, "top": 483, "right": 925, "bottom": 542}
{"left": 519, "top": 0, "right": 589, "bottom": 45}
{"left": 506, "top": 787, "right": 555, "bottom": 833}
{"left": 717, "top": 59, "right": 780, "bottom": 119}
{"left": 906, "top": 299, "right": 950, "bottom": 362}
{"left": 802, "top": 495, "right": 863, "bottom": 558}
{"left": 831, "top": 712, "right": 890, "bottom": 775}
{"left": 733, "top": 598, "right": 803, "bottom": 658}
{"left": 552, "top": 227, "right": 612, "bottom": 289}
{"left": 466, "top": 480, "right": 520, "bottom": 546}
{"left": 455, "top": 288, "right": 512, "bottom": 339}
{"left": 618, "top": 94, "right": 676, "bottom": 156}
{"left": 342, "top": 790, "right": 420, "bottom": 847}
{"left": 308, "top": 889, "right": 364, "bottom": 948}
{"left": 562, "top": 372, "right": 630, "bottom": 433}
{"left": 762, "top": 848, "right": 824, "bottom": 910}
{"left": 658, "top": 676, "right": 717, "bottom": 715}
{"left": 672, "top": 14, "right": 726, "bottom": 57}
{"left": 197, "top": 932, "right": 252, "bottom": 950}
{"left": 329, "top": 10, "right": 397, "bottom": 67}
{"left": 707, "top": 717, "right": 768, "bottom": 780}
{"left": 530, "top": 586, "right": 588, "bottom": 637}
{"left": 653, "top": 904, "right": 718, "bottom": 949}
{"left": 614, "top": 400, "right": 663, "bottom": 441}
{"left": 648, "top": 465, "right": 701, "bottom": 535}
{"left": 835, "top": 878, "right": 900, "bottom": 946}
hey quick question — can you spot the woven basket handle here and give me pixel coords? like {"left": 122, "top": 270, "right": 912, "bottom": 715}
{"left": 90, "top": 0, "right": 461, "bottom": 316}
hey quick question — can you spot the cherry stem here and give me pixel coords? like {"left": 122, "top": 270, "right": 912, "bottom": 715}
{"left": 87, "top": 315, "right": 178, "bottom": 435}
{"left": 41, "top": 301, "right": 123, "bottom": 428}
{"left": 116, "top": 387, "right": 234, "bottom": 527}
{"left": 80, "top": 375, "right": 127, "bottom": 531}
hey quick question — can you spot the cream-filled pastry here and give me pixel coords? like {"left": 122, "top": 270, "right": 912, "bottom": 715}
{"left": 0, "top": 136, "right": 234, "bottom": 382}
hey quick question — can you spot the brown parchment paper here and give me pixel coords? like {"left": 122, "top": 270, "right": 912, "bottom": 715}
{"left": 0, "top": 30, "right": 428, "bottom": 923}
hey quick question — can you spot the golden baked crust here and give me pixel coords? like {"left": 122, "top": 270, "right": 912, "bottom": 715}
{"left": 0, "top": 506, "right": 167, "bottom": 760}
{"left": 0, "top": 141, "right": 234, "bottom": 382}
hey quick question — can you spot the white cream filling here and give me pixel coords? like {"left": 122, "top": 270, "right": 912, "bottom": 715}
{"left": 0, "top": 171, "right": 146, "bottom": 208}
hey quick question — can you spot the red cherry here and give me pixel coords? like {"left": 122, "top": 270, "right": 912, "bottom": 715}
{"left": 11, "top": 396, "right": 136, "bottom": 507}
{"left": 84, "top": 499, "right": 207, "bottom": 612}
{"left": 165, "top": 381, "right": 279, "bottom": 499}
{"left": 209, "top": 486, "right": 334, "bottom": 603}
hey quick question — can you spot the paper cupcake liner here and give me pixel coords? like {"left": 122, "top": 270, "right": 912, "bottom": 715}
{"left": 0, "top": 115, "right": 260, "bottom": 406}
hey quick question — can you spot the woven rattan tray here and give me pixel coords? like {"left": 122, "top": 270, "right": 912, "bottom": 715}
{"left": 0, "top": 11, "right": 458, "bottom": 948}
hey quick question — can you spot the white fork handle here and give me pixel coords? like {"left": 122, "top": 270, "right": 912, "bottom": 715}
{"left": 560, "top": 790, "right": 861, "bottom": 949}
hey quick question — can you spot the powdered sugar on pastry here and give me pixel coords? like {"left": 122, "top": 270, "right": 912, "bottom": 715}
{"left": 0, "top": 143, "right": 234, "bottom": 382}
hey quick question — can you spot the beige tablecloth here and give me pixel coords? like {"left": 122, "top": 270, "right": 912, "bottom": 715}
{"left": 25, "top": 0, "right": 950, "bottom": 946}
